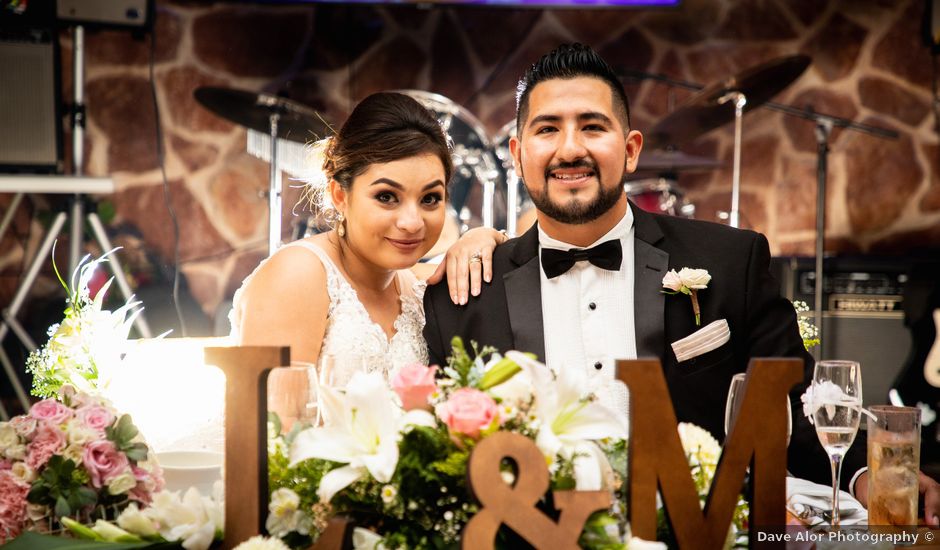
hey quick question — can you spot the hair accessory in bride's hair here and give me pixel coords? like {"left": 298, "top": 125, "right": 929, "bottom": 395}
{"left": 295, "top": 137, "right": 342, "bottom": 227}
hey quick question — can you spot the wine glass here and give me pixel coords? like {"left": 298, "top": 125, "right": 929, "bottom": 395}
{"left": 811, "top": 360, "right": 862, "bottom": 526}
{"left": 724, "top": 372, "right": 792, "bottom": 445}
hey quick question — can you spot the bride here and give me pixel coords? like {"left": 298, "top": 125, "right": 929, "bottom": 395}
{"left": 229, "top": 92, "right": 505, "bottom": 383}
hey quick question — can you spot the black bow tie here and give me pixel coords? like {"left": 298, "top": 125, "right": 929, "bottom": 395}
{"left": 540, "top": 239, "right": 623, "bottom": 279}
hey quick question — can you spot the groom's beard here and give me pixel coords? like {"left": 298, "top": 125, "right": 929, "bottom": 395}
{"left": 521, "top": 160, "right": 627, "bottom": 225}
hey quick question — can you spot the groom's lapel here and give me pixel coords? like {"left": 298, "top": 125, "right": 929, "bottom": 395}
{"left": 505, "top": 225, "right": 546, "bottom": 361}
{"left": 631, "top": 203, "right": 668, "bottom": 359}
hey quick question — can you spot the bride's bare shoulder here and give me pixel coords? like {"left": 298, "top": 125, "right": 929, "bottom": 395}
{"left": 246, "top": 236, "right": 332, "bottom": 293}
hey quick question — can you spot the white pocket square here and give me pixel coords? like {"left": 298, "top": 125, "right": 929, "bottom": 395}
{"left": 671, "top": 319, "right": 730, "bottom": 363}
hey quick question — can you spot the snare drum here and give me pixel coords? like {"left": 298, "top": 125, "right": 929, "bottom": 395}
{"left": 625, "top": 178, "right": 695, "bottom": 218}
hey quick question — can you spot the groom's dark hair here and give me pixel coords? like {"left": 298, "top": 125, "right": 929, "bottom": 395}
{"left": 515, "top": 43, "right": 631, "bottom": 136}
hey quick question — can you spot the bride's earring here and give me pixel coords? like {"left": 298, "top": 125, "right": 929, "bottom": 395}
{"left": 336, "top": 212, "right": 346, "bottom": 238}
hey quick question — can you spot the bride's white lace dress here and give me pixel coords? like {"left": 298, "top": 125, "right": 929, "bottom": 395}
{"left": 229, "top": 240, "right": 429, "bottom": 381}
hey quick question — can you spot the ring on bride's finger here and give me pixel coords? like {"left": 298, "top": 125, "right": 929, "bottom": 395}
{"left": 469, "top": 252, "right": 483, "bottom": 264}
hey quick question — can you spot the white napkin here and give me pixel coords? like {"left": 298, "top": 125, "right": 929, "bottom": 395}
{"left": 786, "top": 476, "right": 868, "bottom": 526}
{"left": 671, "top": 318, "right": 730, "bottom": 363}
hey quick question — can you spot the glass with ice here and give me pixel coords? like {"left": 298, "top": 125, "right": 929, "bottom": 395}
{"left": 867, "top": 405, "right": 920, "bottom": 526}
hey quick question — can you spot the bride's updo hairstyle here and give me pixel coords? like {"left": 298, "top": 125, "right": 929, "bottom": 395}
{"left": 325, "top": 92, "right": 453, "bottom": 195}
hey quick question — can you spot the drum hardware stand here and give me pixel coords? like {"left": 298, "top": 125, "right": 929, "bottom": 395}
{"left": 718, "top": 91, "right": 747, "bottom": 228}
{"left": 0, "top": 26, "right": 153, "bottom": 418}
{"left": 267, "top": 110, "right": 283, "bottom": 255}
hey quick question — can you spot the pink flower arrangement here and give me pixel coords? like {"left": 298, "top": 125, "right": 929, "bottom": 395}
{"left": 436, "top": 388, "right": 499, "bottom": 440}
{"left": 76, "top": 405, "right": 115, "bottom": 433}
{"left": 28, "top": 400, "right": 73, "bottom": 426}
{"left": 0, "top": 386, "right": 162, "bottom": 541}
{"left": 82, "top": 440, "right": 130, "bottom": 489}
{"left": 0, "top": 471, "right": 29, "bottom": 539}
{"left": 25, "top": 424, "right": 66, "bottom": 470}
{"left": 390, "top": 363, "right": 438, "bottom": 411}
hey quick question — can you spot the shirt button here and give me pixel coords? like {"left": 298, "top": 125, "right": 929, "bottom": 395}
{"left": 594, "top": 361, "right": 603, "bottom": 370}
{"left": 588, "top": 302, "right": 597, "bottom": 310}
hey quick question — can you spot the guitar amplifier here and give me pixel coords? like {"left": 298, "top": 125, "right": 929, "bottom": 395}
{"left": 770, "top": 257, "right": 911, "bottom": 407}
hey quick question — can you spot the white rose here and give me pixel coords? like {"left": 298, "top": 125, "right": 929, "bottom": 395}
{"left": 626, "top": 536, "right": 668, "bottom": 549}
{"left": 108, "top": 470, "right": 138, "bottom": 495}
{"left": 65, "top": 419, "right": 100, "bottom": 446}
{"left": 352, "top": 528, "right": 387, "bottom": 550}
{"left": 117, "top": 503, "right": 159, "bottom": 537}
{"left": 677, "top": 267, "right": 711, "bottom": 289}
{"left": 5, "top": 444, "right": 26, "bottom": 461}
{"left": 62, "top": 443, "right": 84, "bottom": 463}
{"left": 11, "top": 462, "right": 36, "bottom": 483}
{"left": 26, "top": 504, "right": 48, "bottom": 521}
{"left": 661, "top": 270, "right": 683, "bottom": 292}
{"left": 233, "top": 535, "right": 291, "bottom": 550}
{"left": 0, "top": 423, "right": 19, "bottom": 449}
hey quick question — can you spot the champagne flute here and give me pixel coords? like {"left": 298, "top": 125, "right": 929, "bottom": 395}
{"left": 724, "top": 373, "right": 792, "bottom": 445}
{"left": 811, "top": 360, "right": 862, "bottom": 526}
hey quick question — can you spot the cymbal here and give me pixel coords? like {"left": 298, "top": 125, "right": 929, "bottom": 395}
{"left": 194, "top": 87, "right": 331, "bottom": 143}
{"left": 634, "top": 150, "right": 723, "bottom": 174}
{"left": 645, "top": 55, "right": 810, "bottom": 151}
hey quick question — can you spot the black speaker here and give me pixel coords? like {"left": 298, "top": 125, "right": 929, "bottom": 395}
{"left": 0, "top": 0, "right": 62, "bottom": 174}
{"left": 0, "top": 27, "right": 63, "bottom": 174}
{"left": 771, "top": 257, "right": 911, "bottom": 407}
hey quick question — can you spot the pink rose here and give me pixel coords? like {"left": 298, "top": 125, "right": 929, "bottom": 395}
{"left": 436, "top": 388, "right": 498, "bottom": 440}
{"left": 128, "top": 462, "right": 163, "bottom": 504}
{"left": 9, "top": 416, "right": 37, "bottom": 439}
{"left": 25, "top": 424, "right": 66, "bottom": 470}
{"left": 82, "top": 440, "right": 129, "bottom": 488}
{"left": 76, "top": 405, "right": 115, "bottom": 432}
{"left": 390, "top": 363, "right": 439, "bottom": 411}
{"left": 0, "top": 470, "right": 29, "bottom": 539}
{"left": 0, "top": 460, "right": 10, "bottom": 471}
{"left": 29, "top": 399, "right": 73, "bottom": 426}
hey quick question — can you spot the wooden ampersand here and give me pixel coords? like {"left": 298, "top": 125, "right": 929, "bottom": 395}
{"left": 462, "top": 431, "right": 611, "bottom": 549}
{"left": 617, "top": 358, "right": 801, "bottom": 548}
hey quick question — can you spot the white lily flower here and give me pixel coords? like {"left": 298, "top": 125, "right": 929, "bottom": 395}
{"left": 142, "top": 487, "right": 222, "bottom": 550}
{"left": 506, "top": 351, "right": 627, "bottom": 490}
{"left": 290, "top": 371, "right": 435, "bottom": 503}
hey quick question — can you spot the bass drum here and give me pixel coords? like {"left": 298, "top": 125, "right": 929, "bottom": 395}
{"left": 624, "top": 178, "right": 695, "bottom": 218}
{"left": 396, "top": 90, "right": 507, "bottom": 237}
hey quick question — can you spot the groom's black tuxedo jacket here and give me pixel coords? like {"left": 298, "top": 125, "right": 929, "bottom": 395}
{"left": 424, "top": 201, "right": 865, "bottom": 489}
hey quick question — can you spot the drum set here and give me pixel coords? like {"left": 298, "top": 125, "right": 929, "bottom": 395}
{"left": 193, "top": 54, "right": 889, "bottom": 257}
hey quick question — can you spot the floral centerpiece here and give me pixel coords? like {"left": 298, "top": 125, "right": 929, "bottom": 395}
{"left": 267, "top": 340, "right": 749, "bottom": 549}
{"left": 0, "top": 386, "right": 163, "bottom": 539}
{"left": 0, "top": 251, "right": 170, "bottom": 542}
{"left": 267, "top": 339, "right": 630, "bottom": 549}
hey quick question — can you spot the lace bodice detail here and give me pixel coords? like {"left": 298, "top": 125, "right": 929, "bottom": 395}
{"left": 230, "top": 240, "right": 429, "bottom": 380}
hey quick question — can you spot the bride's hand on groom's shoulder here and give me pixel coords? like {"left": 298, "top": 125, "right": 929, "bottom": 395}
{"left": 426, "top": 227, "right": 509, "bottom": 305}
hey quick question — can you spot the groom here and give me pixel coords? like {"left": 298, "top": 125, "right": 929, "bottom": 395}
{"left": 423, "top": 43, "right": 939, "bottom": 518}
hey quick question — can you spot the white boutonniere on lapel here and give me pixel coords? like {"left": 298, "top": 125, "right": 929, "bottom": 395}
{"left": 662, "top": 268, "right": 711, "bottom": 326}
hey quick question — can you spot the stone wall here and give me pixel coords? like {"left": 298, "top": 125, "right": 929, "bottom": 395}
{"left": 3, "top": 0, "right": 939, "bottom": 324}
